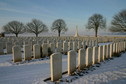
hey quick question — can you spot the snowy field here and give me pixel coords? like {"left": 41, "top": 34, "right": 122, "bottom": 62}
{"left": 71, "top": 53, "right": 126, "bottom": 84}
{"left": 0, "top": 42, "right": 126, "bottom": 84}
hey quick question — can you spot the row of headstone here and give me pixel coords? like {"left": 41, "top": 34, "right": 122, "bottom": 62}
{"left": 0, "top": 38, "right": 124, "bottom": 60}
{"left": 50, "top": 41, "right": 126, "bottom": 81}
{"left": 0, "top": 37, "right": 124, "bottom": 57}
{"left": 0, "top": 36, "right": 125, "bottom": 50}
{"left": 58, "top": 40, "right": 98, "bottom": 54}
{"left": 0, "top": 38, "right": 98, "bottom": 55}
{"left": 11, "top": 38, "right": 97, "bottom": 60}
{"left": 1, "top": 36, "right": 126, "bottom": 44}
{"left": 0, "top": 37, "right": 125, "bottom": 56}
{"left": 12, "top": 42, "right": 57, "bottom": 62}
{"left": 13, "top": 40, "right": 97, "bottom": 56}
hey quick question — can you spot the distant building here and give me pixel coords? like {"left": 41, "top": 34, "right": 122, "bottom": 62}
{"left": 74, "top": 25, "right": 79, "bottom": 37}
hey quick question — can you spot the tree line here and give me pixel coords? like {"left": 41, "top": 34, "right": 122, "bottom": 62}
{"left": 3, "top": 19, "right": 67, "bottom": 37}
{"left": 2, "top": 9, "right": 126, "bottom": 37}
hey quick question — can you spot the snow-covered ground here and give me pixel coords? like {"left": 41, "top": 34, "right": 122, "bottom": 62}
{"left": 0, "top": 42, "right": 126, "bottom": 84}
{"left": 72, "top": 53, "right": 126, "bottom": 84}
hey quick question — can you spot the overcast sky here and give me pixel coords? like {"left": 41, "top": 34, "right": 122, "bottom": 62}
{"left": 0, "top": 0, "right": 126, "bottom": 36}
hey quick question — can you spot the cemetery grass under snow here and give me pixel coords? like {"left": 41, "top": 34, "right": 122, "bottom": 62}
{"left": 0, "top": 43, "right": 126, "bottom": 84}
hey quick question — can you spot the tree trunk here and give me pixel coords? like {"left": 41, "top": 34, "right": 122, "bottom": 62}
{"left": 95, "top": 28, "right": 98, "bottom": 37}
{"left": 95, "top": 32, "right": 97, "bottom": 37}
{"left": 15, "top": 33, "right": 18, "bottom": 37}
{"left": 36, "top": 33, "right": 38, "bottom": 37}
{"left": 58, "top": 31, "right": 60, "bottom": 37}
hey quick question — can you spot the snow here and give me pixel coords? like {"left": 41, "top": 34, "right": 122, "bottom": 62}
{"left": 98, "top": 42, "right": 112, "bottom": 46}
{"left": 0, "top": 42, "right": 126, "bottom": 84}
{"left": 0, "top": 53, "right": 50, "bottom": 84}
{"left": 0, "top": 54, "right": 68, "bottom": 84}
{"left": 71, "top": 53, "right": 126, "bottom": 84}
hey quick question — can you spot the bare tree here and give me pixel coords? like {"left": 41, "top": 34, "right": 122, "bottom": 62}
{"left": 51, "top": 19, "right": 68, "bottom": 37}
{"left": 3, "top": 21, "right": 25, "bottom": 37}
{"left": 26, "top": 19, "right": 48, "bottom": 37}
{"left": 109, "top": 9, "right": 126, "bottom": 32}
{"left": 86, "top": 14, "right": 106, "bottom": 37}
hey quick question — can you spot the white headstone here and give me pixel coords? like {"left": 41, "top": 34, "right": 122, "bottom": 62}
{"left": 78, "top": 41, "right": 81, "bottom": 49}
{"left": 93, "top": 46, "right": 98, "bottom": 64}
{"left": 82, "top": 41, "right": 86, "bottom": 49}
{"left": 12, "top": 45, "right": 22, "bottom": 62}
{"left": 78, "top": 48, "right": 86, "bottom": 70}
{"left": 68, "top": 42, "right": 73, "bottom": 50}
{"left": 33, "top": 44, "right": 41, "bottom": 59}
{"left": 98, "top": 46, "right": 103, "bottom": 63}
{"left": 113, "top": 43, "right": 116, "bottom": 54}
{"left": 50, "top": 53, "right": 62, "bottom": 81}
{"left": 56, "top": 42, "right": 62, "bottom": 52}
{"left": 24, "top": 45, "right": 32, "bottom": 61}
{"left": 6, "top": 42, "right": 13, "bottom": 54}
{"left": 110, "top": 44, "right": 113, "bottom": 58}
{"left": 103, "top": 45, "right": 107, "bottom": 60}
{"left": 106, "top": 44, "right": 110, "bottom": 59}
{"left": 63, "top": 41, "right": 68, "bottom": 54}
{"left": 86, "top": 47, "right": 93, "bottom": 66}
{"left": 73, "top": 41, "right": 77, "bottom": 52}
{"left": 42, "top": 43, "right": 48, "bottom": 57}
{"left": 68, "top": 50, "right": 76, "bottom": 75}
{"left": 49, "top": 43, "right": 55, "bottom": 54}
